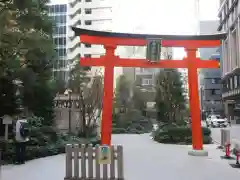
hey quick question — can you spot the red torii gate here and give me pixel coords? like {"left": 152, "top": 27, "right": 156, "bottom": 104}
{"left": 72, "top": 27, "right": 226, "bottom": 151}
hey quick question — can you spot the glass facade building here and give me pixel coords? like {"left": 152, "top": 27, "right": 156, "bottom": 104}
{"left": 48, "top": 4, "right": 68, "bottom": 81}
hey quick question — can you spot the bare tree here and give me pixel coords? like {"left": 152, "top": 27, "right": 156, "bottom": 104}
{"left": 78, "top": 74, "right": 103, "bottom": 137}
{"left": 69, "top": 59, "right": 103, "bottom": 137}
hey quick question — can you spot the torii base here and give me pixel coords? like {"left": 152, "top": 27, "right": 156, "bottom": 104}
{"left": 188, "top": 149, "right": 208, "bottom": 157}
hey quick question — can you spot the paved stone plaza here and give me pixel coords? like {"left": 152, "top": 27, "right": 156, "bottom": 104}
{"left": 1, "top": 134, "right": 240, "bottom": 180}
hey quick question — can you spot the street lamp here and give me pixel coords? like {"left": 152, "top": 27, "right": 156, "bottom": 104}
{"left": 64, "top": 88, "right": 72, "bottom": 133}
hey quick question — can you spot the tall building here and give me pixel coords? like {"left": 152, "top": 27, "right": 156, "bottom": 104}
{"left": 48, "top": 3, "right": 68, "bottom": 81}
{"left": 199, "top": 20, "right": 223, "bottom": 115}
{"left": 217, "top": 0, "right": 240, "bottom": 124}
{"left": 67, "top": 0, "right": 113, "bottom": 76}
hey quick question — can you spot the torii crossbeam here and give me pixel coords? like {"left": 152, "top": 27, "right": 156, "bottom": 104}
{"left": 72, "top": 27, "right": 226, "bottom": 151}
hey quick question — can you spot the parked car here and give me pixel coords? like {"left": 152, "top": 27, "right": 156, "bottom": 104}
{"left": 206, "top": 115, "right": 228, "bottom": 128}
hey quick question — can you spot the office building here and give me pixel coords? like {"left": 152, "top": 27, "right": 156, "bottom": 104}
{"left": 217, "top": 0, "right": 240, "bottom": 123}
{"left": 122, "top": 47, "right": 173, "bottom": 102}
{"left": 67, "top": 0, "right": 113, "bottom": 76}
{"left": 199, "top": 20, "right": 223, "bottom": 115}
{"left": 48, "top": 3, "right": 68, "bottom": 81}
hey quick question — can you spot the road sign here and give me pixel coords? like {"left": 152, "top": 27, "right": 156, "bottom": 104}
{"left": 98, "top": 145, "right": 111, "bottom": 164}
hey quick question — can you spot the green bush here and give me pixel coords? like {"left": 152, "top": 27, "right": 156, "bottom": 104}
{"left": 1, "top": 116, "right": 101, "bottom": 164}
{"left": 153, "top": 125, "right": 212, "bottom": 145}
{"left": 1, "top": 135, "right": 101, "bottom": 164}
{"left": 112, "top": 109, "right": 152, "bottom": 134}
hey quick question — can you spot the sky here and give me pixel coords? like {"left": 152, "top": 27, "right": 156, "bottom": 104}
{"left": 50, "top": 0, "right": 220, "bottom": 79}
{"left": 112, "top": 0, "right": 219, "bottom": 33}
{"left": 112, "top": 0, "right": 220, "bottom": 59}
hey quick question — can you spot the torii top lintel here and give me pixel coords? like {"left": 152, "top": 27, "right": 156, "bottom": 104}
{"left": 72, "top": 27, "right": 227, "bottom": 48}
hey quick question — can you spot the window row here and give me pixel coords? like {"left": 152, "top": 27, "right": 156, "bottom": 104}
{"left": 53, "top": 60, "right": 68, "bottom": 69}
{"left": 140, "top": 68, "right": 155, "bottom": 73}
{"left": 53, "top": 26, "right": 66, "bottom": 35}
{"left": 54, "top": 37, "right": 66, "bottom": 46}
{"left": 224, "top": 75, "right": 240, "bottom": 90}
{"left": 219, "top": 0, "right": 238, "bottom": 30}
{"left": 48, "top": 5, "right": 67, "bottom": 13}
{"left": 73, "top": 20, "right": 92, "bottom": 25}
{"left": 56, "top": 48, "right": 67, "bottom": 57}
{"left": 84, "top": 54, "right": 91, "bottom": 58}
{"left": 204, "top": 100, "right": 222, "bottom": 104}
{"left": 142, "top": 78, "right": 153, "bottom": 85}
{"left": 222, "top": 28, "right": 239, "bottom": 75}
{"left": 210, "top": 89, "right": 221, "bottom": 95}
{"left": 51, "top": 15, "right": 67, "bottom": 24}
{"left": 211, "top": 78, "right": 221, "bottom": 84}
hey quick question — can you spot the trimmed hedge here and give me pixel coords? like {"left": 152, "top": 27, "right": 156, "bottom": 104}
{"left": 153, "top": 126, "right": 212, "bottom": 144}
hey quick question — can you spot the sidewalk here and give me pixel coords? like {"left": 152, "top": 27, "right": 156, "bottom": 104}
{"left": 211, "top": 125, "right": 240, "bottom": 145}
{"left": 1, "top": 134, "right": 240, "bottom": 180}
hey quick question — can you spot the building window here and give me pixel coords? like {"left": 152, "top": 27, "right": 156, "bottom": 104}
{"left": 60, "top": 27, "right": 65, "bottom": 34}
{"left": 59, "top": 5, "right": 67, "bottom": 13}
{"left": 85, "top": 8, "right": 92, "bottom": 14}
{"left": 142, "top": 78, "right": 153, "bottom": 85}
{"left": 232, "top": 29, "right": 238, "bottom": 67}
{"left": 58, "top": 37, "right": 66, "bottom": 45}
{"left": 54, "top": 38, "right": 58, "bottom": 45}
{"left": 230, "top": 77, "right": 233, "bottom": 89}
{"left": 211, "top": 78, "right": 220, "bottom": 84}
{"left": 211, "top": 89, "right": 216, "bottom": 95}
{"left": 238, "top": 76, "right": 240, "bottom": 87}
{"left": 84, "top": 54, "right": 91, "bottom": 58}
{"left": 234, "top": 75, "right": 238, "bottom": 88}
{"left": 84, "top": 43, "right": 91, "bottom": 48}
{"left": 211, "top": 79, "right": 216, "bottom": 84}
{"left": 140, "top": 68, "right": 153, "bottom": 73}
{"left": 215, "top": 90, "right": 221, "bottom": 95}
{"left": 85, "top": 20, "right": 92, "bottom": 25}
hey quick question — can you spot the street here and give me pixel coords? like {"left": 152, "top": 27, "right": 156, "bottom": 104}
{"left": 211, "top": 124, "right": 240, "bottom": 144}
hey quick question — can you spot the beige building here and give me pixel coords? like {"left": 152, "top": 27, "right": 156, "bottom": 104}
{"left": 121, "top": 46, "right": 173, "bottom": 102}
{"left": 218, "top": 0, "right": 240, "bottom": 123}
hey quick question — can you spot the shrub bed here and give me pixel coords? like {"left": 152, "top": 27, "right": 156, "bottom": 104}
{"left": 0, "top": 133, "right": 100, "bottom": 164}
{"left": 153, "top": 125, "right": 212, "bottom": 144}
{"left": 0, "top": 117, "right": 100, "bottom": 164}
{"left": 112, "top": 109, "right": 152, "bottom": 134}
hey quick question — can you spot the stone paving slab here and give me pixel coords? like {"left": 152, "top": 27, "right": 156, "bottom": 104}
{"left": 1, "top": 134, "right": 240, "bottom": 180}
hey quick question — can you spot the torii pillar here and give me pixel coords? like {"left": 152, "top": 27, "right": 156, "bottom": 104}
{"left": 72, "top": 27, "right": 226, "bottom": 155}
